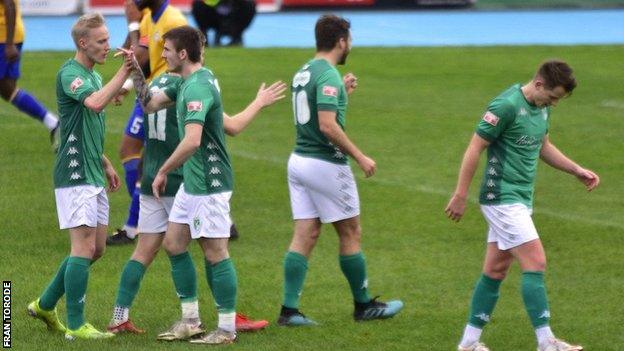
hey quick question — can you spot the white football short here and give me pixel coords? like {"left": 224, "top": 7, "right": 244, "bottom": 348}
{"left": 480, "top": 203, "right": 539, "bottom": 250}
{"left": 168, "top": 183, "right": 232, "bottom": 239}
{"left": 138, "top": 195, "right": 175, "bottom": 234}
{"left": 55, "top": 185, "right": 109, "bottom": 229}
{"left": 287, "top": 153, "right": 360, "bottom": 224}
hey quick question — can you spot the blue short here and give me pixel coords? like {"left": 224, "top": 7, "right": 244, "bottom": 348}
{"left": 0, "top": 43, "right": 23, "bottom": 80}
{"left": 124, "top": 99, "right": 145, "bottom": 140}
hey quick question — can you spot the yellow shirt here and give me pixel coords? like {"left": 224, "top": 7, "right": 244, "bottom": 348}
{"left": 0, "top": 1, "right": 25, "bottom": 43}
{"left": 139, "top": 4, "right": 187, "bottom": 80}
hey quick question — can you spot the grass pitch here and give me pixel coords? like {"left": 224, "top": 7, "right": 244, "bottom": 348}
{"left": 1, "top": 45, "right": 623, "bottom": 350}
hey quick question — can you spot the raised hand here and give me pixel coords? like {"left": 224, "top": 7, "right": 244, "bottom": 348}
{"left": 254, "top": 81, "right": 287, "bottom": 107}
{"left": 343, "top": 73, "right": 358, "bottom": 95}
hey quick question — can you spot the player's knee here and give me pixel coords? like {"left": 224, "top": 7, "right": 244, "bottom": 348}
{"left": 0, "top": 84, "right": 14, "bottom": 101}
{"left": 92, "top": 246, "right": 105, "bottom": 261}
{"left": 163, "top": 237, "right": 184, "bottom": 256}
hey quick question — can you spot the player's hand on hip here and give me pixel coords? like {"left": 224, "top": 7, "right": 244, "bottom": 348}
{"left": 4, "top": 44, "right": 19, "bottom": 62}
{"left": 445, "top": 194, "right": 467, "bottom": 222}
{"left": 255, "top": 81, "right": 287, "bottom": 107}
{"left": 105, "top": 166, "right": 121, "bottom": 192}
{"left": 343, "top": 73, "right": 357, "bottom": 95}
{"left": 575, "top": 168, "right": 600, "bottom": 191}
{"left": 357, "top": 155, "right": 376, "bottom": 178}
{"left": 152, "top": 172, "right": 167, "bottom": 200}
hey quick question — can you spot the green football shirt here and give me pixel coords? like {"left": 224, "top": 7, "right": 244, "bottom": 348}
{"left": 292, "top": 58, "right": 348, "bottom": 165}
{"left": 141, "top": 73, "right": 184, "bottom": 197}
{"left": 174, "top": 67, "right": 232, "bottom": 195}
{"left": 476, "top": 84, "right": 551, "bottom": 207}
{"left": 54, "top": 59, "right": 106, "bottom": 188}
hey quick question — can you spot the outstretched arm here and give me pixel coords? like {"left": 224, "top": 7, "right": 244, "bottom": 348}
{"left": 223, "top": 81, "right": 286, "bottom": 136}
{"left": 540, "top": 134, "right": 600, "bottom": 191}
{"left": 444, "top": 133, "right": 490, "bottom": 222}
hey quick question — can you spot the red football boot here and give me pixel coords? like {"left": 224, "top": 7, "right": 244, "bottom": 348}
{"left": 107, "top": 319, "right": 145, "bottom": 334}
{"left": 235, "top": 313, "right": 269, "bottom": 332}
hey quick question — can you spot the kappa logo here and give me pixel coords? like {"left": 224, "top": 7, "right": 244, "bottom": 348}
{"left": 209, "top": 167, "right": 221, "bottom": 175}
{"left": 207, "top": 142, "right": 217, "bottom": 150}
{"left": 193, "top": 217, "right": 201, "bottom": 231}
{"left": 68, "top": 134, "right": 77, "bottom": 142}
{"left": 67, "top": 146, "right": 79, "bottom": 155}
{"left": 210, "top": 179, "right": 222, "bottom": 188}
{"left": 70, "top": 77, "right": 83, "bottom": 93}
{"left": 78, "top": 295, "right": 86, "bottom": 304}
{"left": 208, "top": 154, "right": 220, "bottom": 162}
{"left": 322, "top": 85, "right": 338, "bottom": 97}
{"left": 487, "top": 167, "right": 498, "bottom": 176}
{"left": 489, "top": 157, "right": 499, "bottom": 164}
{"left": 361, "top": 279, "right": 368, "bottom": 290}
{"left": 70, "top": 172, "right": 82, "bottom": 180}
{"left": 68, "top": 159, "right": 79, "bottom": 168}
{"left": 483, "top": 111, "right": 500, "bottom": 126}
{"left": 518, "top": 107, "right": 528, "bottom": 116}
{"left": 486, "top": 193, "right": 496, "bottom": 200}
{"left": 187, "top": 101, "right": 203, "bottom": 112}
{"left": 486, "top": 179, "right": 495, "bottom": 188}
{"left": 474, "top": 313, "right": 490, "bottom": 323}
{"left": 538, "top": 310, "right": 551, "bottom": 319}
{"left": 333, "top": 150, "right": 345, "bottom": 159}
{"left": 159, "top": 77, "right": 168, "bottom": 84}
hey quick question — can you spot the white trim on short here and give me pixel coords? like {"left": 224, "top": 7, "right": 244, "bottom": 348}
{"left": 138, "top": 194, "right": 175, "bottom": 234}
{"left": 168, "top": 184, "right": 232, "bottom": 239}
{"left": 54, "top": 185, "right": 109, "bottom": 229}
{"left": 287, "top": 153, "right": 360, "bottom": 224}
{"left": 480, "top": 203, "right": 539, "bottom": 250}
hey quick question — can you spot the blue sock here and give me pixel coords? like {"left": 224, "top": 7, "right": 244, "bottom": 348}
{"left": 122, "top": 158, "right": 140, "bottom": 228}
{"left": 11, "top": 89, "right": 48, "bottom": 121}
{"left": 127, "top": 187, "right": 140, "bottom": 228}
{"left": 122, "top": 158, "right": 140, "bottom": 197}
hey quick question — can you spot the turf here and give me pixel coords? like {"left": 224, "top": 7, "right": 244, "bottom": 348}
{"left": 1, "top": 45, "right": 623, "bottom": 350}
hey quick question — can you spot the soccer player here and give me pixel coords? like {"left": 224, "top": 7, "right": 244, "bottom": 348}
{"left": 277, "top": 14, "right": 404, "bottom": 326}
{"left": 107, "top": 0, "right": 187, "bottom": 244}
{"left": 125, "top": 26, "right": 285, "bottom": 343}
{"left": 445, "top": 60, "right": 600, "bottom": 351}
{"left": 106, "top": 70, "right": 279, "bottom": 334}
{"left": 1, "top": 0, "right": 60, "bottom": 149}
{"left": 27, "top": 13, "right": 134, "bottom": 340}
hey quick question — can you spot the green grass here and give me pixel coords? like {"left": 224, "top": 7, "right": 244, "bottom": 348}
{"left": 1, "top": 46, "right": 623, "bottom": 350}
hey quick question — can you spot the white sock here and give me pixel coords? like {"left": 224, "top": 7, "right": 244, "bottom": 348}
{"left": 218, "top": 312, "right": 236, "bottom": 333}
{"left": 181, "top": 300, "right": 200, "bottom": 326}
{"left": 535, "top": 326, "right": 555, "bottom": 347}
{"left": 112, "top": 306, "right": 129, "bottom": 325}
{"left": 43, "top": 112, "right": 58, "bottom": 131}
{"left": 459, "top": 324, "right": 483, "bottom": 348}
{"left": 123, "top": 225, "right": 138, "bottom": 239}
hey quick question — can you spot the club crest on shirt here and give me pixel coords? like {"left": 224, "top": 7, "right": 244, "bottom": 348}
{"left": 322, "top": 85, "right": 338, "bottom": 97}
{"left": 187, "top": 101, "right": 203, "bottom": 112}
{"left": 70, "top": 77, "right": 83, "bottom": 93}
{"left": 483, "top": 111, "right": 500, "bottom": 126}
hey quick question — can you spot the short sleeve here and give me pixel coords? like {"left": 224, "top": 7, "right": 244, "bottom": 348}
{"left": 316, "top": 70, "right": 342, "bottom": 112}
{"left": 60, "top": 69, "right": 97, "bottom": 103}
{"left": 163, "top": 78, "right": 182, "bottom": 101}
{"left": 182, "top": 83, "right": 214, "bottom": 125}
{"left": 476, "top": 98, "right": 515, "bottom": 141}
{"left": 139, "top": 16, "right": 149, "bottom": 47}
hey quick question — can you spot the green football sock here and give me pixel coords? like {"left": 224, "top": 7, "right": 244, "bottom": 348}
{"left": 64, "top": 256, "right": 91, "bottom": 330}
{"left": 39, "top": 256, "right": 69, "bottom": 310}
{"left": 169, "top": 252, "right": 197, "bottom": 302}
{"left": 468, "top": 274, "right": 502, "bottom": 328}
{"left": 522, "top": 271, "right": 550, "bottom": 328}
{"left": 204, "top": 259, "right": 214, "bottom": 294}
{"left": 283, "top": 251, "right": 308, "bottom": 309}
{"left": 339, "top": 252, "right": 371, "bottom": 304}
{"left": 210, "top": 258, "right": 237, "bottom": 313}
{"left": 114, "top": 260, "right": 146, "bottom": 308}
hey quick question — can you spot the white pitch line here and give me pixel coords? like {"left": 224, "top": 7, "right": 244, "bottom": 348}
{"left": 231, "top": 149, "right": 624, "bottom": 230}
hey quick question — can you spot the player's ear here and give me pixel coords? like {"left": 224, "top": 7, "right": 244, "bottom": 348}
{"left": 178, "top": 48, "right": 187, "bottom": 61}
